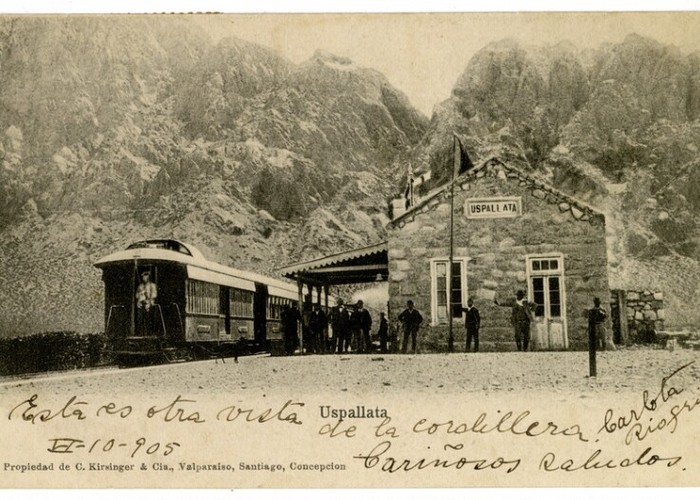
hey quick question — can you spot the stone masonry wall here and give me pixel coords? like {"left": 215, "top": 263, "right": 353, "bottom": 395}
{"left": 611, "top": 289, "right": 665, "bottom": 344}
{"left": 388, "top": 164, "right": 611, "bottom": 352}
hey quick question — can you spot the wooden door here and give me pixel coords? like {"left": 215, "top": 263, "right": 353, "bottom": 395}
{"left": 528, "top": 256, "right": 568, "bottom": 350}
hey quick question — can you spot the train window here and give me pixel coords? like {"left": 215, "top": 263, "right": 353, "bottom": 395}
{"left": 267, "top": 296, "right": 277, "bottom": 319}
{"left": 127, "top": 240, "right": 192, "bottom": 256}
{"left": 230, "top": 289, "right": 254, "bottom": 318}
{"left": 186, "top": 280, "right": 219, "bottom": 315}
{"left": 267, "top": 296, "right": 290, "bottom": 320}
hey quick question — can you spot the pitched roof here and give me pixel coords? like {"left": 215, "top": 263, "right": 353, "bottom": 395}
{"left": 277, "top": 241, "right": 388, "bottom": 285}
{"left": 390, "top": 157, "right": 605, "bottom": 227}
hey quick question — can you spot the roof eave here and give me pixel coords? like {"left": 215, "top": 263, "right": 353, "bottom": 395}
{"left": 389, "top": 156, "right": 605, "bottom": 228}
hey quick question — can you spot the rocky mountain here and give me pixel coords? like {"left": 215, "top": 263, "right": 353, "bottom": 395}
{"left": 0, "top": 16, "right": 427, "bottom": 335}
{"left": 414, "top": 34, "right": 700, "bottom": 327}
{"left": 1, "top": 19, "right": 699, "bottom": 335}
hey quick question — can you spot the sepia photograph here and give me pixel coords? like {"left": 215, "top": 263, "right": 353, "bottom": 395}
{"left": 1, "top": 6, "right": 700, "bottom": 490}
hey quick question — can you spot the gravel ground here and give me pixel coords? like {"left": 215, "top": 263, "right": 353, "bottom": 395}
{"left": 2, "top": 346, "right": 699, "bottom": 398}
{"left": 2, "top": 347, "right": 700, "bottom": 490}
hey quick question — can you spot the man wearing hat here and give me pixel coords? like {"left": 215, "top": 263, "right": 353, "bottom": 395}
{"left": 329, "top": 298, "right": 352, "bottom": 354}
{"left": 398, "top": 300, "right": 423, "bottom": 354}
{"left": 309, "top": 302, "right": 328, "bottom": 354}
{"left": 461, "top": 297, "right": 481, "bottom": 352}
{"left": 496, "top": 290, "right": 533, "bottom": 351}
{"left": 351, "top": 300, "right": 373, "bottom": 353}
{"left": 136, "top": 270, "right": 158, "bottom": 335}
{"left": 588, "top": 297, "right": 607, "bottom": 350}
{"left": 511, "top": 290, "right": 534, "bottom": 351}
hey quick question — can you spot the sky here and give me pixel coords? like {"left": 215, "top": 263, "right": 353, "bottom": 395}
{"left": 193, "top": 11, "right": 700, "bottom": 116}
{"left": 5, "top": 4, "right": 700, "bottom": 116}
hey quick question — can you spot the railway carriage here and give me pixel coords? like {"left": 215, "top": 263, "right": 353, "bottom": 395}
{"left": 94, "top": 239, "right": 326, "bottom": 362}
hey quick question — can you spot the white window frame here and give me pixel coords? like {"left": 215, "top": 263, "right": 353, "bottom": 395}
{"left": 525, "top": 253, "right": 566, "bottom": 320}
{"left": 429, "top": 257, "right": 469, "bottom": 326}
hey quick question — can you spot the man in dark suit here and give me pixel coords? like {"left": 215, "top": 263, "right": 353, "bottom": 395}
{"left": 309, "top": 303, "right": 328, "bottom": 354}
{"left": 398, "top": 300, "right": 423, "bottom": 354}
{"left": 461, "top": 297, "right": 480, "bottom": 352}
{"left": 377, "top": 312, "right": 389, "bottom": 353}
{"left": 511, "top": 291, "right": 534, "bottom": 351}
{"left": 588, "top": 297, "right": 607, "bottom": 350}
{"left": 351, "top": 300, "right": 373, "bottom": 353}
{"left": 495, "top": 290, "right": 534, "bottom": 351}
{"left": 329, "top": 298, "right": 352, "bottom": 353}
{"left": 281, "top": 303, "right": 301, "bottom": 356}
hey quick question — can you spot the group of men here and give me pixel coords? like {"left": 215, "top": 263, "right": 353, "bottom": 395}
{"left": 280, "top": 298, "right": 428, "bottom": 356}
{"left": 478, "top": 291, "right": 607, "bottom": 352}
{"left": 280, "top": 299, "right": 391, "bottom": 356}
{"left": 326, "top": 299, "right": 377, "bottom": 354}
{"left": 467, "top": 291, "right": 607, "bottom": 352}
{"left": 263, "top": 289, "right": 610, "bottom": 356}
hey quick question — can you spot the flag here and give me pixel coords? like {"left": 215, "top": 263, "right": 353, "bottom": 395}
{"left": 453, "top": 134, "right": 474, "bottom": 179}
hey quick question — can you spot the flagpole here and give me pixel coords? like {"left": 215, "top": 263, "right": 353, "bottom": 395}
{"left": 408, "top": 161, "right": 413, "bottom": 207}
{"left": 447, "top": 135, "right": 456, "bottom": 353}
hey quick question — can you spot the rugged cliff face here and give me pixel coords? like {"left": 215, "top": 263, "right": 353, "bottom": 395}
{"left": 0, "top": 19, "right": 698, "bottom": 334}
{"left": 0, "top": 17, "right": 427, "bottom": 334}
{"left": 416, "top": 34, "right": 700, "bottom": 327}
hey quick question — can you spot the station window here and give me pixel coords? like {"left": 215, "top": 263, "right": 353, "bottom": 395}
{"left": 529, "top": 257, "right": 561, "bottom": 274}
{"left": 186, "top": 280, "right": 220, "bottom": 315}
{"left": 430, "top": 258, "right": 468, "bottom": 326}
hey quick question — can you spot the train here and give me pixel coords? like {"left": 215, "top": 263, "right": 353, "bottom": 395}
{"left": 94, "top": 239, "right": 329, "bottom": 363}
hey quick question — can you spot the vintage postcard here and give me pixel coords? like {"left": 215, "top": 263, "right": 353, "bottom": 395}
{"left": 1, "top": 10, "right": 700, "bottom": 490}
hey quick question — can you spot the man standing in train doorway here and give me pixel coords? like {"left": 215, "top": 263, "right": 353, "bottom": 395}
{"left": 136, "top": 270, "right": 158, "bottom": 335}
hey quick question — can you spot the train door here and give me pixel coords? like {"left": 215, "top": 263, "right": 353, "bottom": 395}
{"left": 527, "top": 255, "right": 568, "bottom": 350}
{"left": 254, "top": 283, "right": 268, "bottom": 347}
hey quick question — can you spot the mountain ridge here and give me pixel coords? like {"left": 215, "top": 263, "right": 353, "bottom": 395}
{"left": 0, "top": 17, "right": 427, "bottom": 334}
{"left": 0, "top": 20, "right": 699, "bottom": 334}
{"left": 413, "top": 33, "right": 700, "bottom": 327}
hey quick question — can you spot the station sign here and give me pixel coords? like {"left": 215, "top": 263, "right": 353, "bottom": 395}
{"left": 464, "top": 196, "right": 522, "bottom": 219}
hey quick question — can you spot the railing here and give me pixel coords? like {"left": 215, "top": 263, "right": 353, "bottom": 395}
{"left": 107, "top": 303, "right": 167, "bottom": 337}
{"left": 172, "top": 302, "right": 184, "bottom": 337}
{"left": 106, "top": 305, "right": 127, "bottom": 336}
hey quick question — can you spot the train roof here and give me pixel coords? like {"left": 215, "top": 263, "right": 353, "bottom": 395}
{"left": 94, "top": 239, "right": 300, "bottom": 297}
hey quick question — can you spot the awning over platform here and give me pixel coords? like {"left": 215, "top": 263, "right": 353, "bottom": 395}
{"left": 278, "top": 241, "right": 388, "bottom": 286}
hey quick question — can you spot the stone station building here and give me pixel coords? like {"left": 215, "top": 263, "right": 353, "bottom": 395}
{"left": 281, "top": 156, "right": 613, "bottom": 352}
{"left": 388, "top": 157, "right": 612, "bottom": 351}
